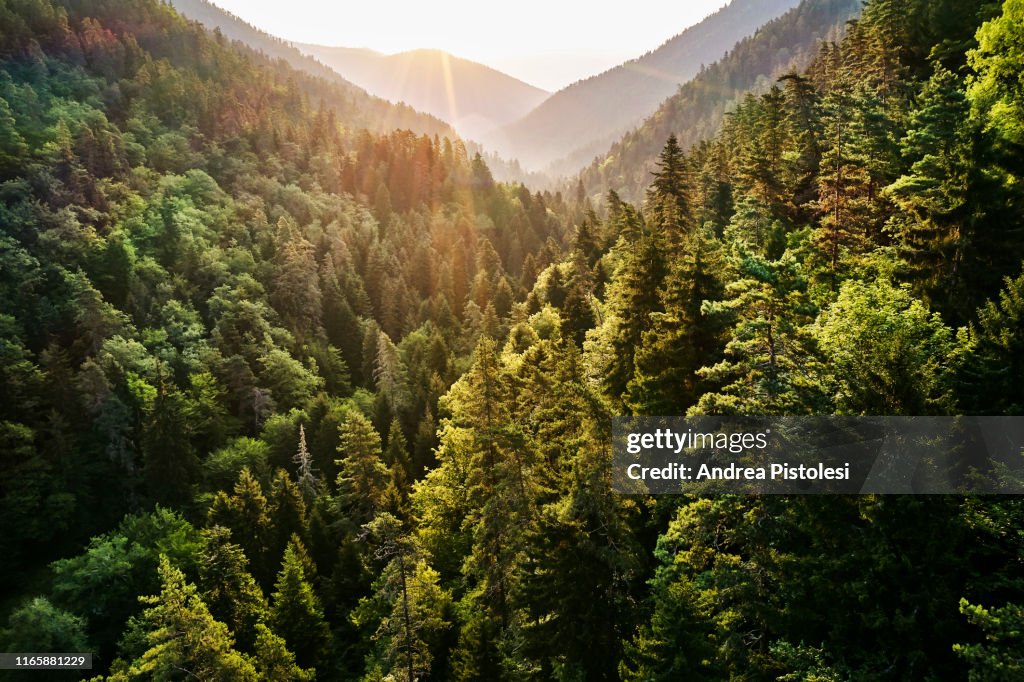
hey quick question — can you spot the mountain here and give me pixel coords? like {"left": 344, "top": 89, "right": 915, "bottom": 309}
{"left": 296, "top": 45, "right": 551, "bottom": 143}
{"left": 165, "top": 0, "right": 549, "bottom": 185}
{"left": 579, "top": 0, "right": 862, "bottom": 201}
{"left": 165, "top": 0, "right": 455, "bottom": 137}
{"left": 485, "top": 0, "right": 802, "bottom": 172}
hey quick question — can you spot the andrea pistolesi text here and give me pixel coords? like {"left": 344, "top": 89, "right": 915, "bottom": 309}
{"left": 626, "top": 462, "right": 852, "bottom": 481}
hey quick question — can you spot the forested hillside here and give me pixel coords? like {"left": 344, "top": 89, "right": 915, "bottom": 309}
{"left": 579, "top": 0, "right": 861, "bottom": 201}
{"left": 487, "top": 0, "right": 800, "bottom": 172}
{"left": 167, "top": 0, "right": 548, "bottom": 188}
{"left": 2, "top": 0, "right": 1024, "bottom": 680}
{"left": 164, "top": 0, "right": 457, "bottom": 138}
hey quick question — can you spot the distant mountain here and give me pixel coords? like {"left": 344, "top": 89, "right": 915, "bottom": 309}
{"left": 165, "top": 0, "right": 455, "bottom": 137}
{"left": 485, "top": 0, "right": 802, "bottom": 172}
{"left": 579, "top": 0, "right": 862, "bottom": 202}
{"left": 295, "top": 45, "right": 550, "bottom": 143}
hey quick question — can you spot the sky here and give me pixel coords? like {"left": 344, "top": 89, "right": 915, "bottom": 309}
{"left": 205, "top": 0, "right": 731, "bottom": 91}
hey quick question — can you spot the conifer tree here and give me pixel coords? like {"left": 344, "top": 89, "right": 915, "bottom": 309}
{"left": 958, "top": 265, "right": 1024, "bottom": 415}
{"left": 514, "top": 346, "right": 640, "bottom": 680}
{"left": 108, "top": 556, "right": 257, "bottom": 681}
{"left": 252, "top": 623, "right": 316, "bottom": 682}
{"left": 336, "top": 411, "right": 390, "bottom": 525}
{"left": 628, "top": 225, "right": 727, "bottom": 415}
{"left": 587, "top": 204, "right": 665, "bottom": 407}
{"left": 886, "top": 65, "right": 982, "bottom": 320}
{"left": 198, "top": 527, "right": 270, "bottom": 653}
{"left": 646, "top": 134, "right": 691, "bottom": 231}
{"left": 142, "top": 376, "right": 198, "bottom": 506}
{"left": 268, "top": 468, "right": 308, "bottom": 565}
{"left": 208, "top": 467, "right": 273, "bottom": 586}
{"left": 354, "top": 513, "right": 450, "bottom": 682}
{"left": 693, "top": 250, "right": 827, "bottom": 415}
{"left": 269, "top": 541, "right": 333, "bottom": 671}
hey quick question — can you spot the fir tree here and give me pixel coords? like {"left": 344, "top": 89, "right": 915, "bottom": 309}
{"left": 108, "top": 556, "right": 257, "bottom": 681}
{"left": 336, "top": 411, "right": 391, "bottom": 525}
{"left": 269, "top": 541, "right": 333, "bottom": 671}
{"left": 628, "top": 225, "right": 727, "bottom": 415}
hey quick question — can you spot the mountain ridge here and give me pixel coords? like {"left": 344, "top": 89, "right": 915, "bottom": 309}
{"left": 295, "top": 43, "right": 550, "bottom": 143}
{"left": 165, "top": 0, "right": 457, "bottom": 138}
{"left": 484, "top": 0, "right": 802, "bottom": 171}
{"left": 579, "top": 0, "right": 862, "bottom": 201}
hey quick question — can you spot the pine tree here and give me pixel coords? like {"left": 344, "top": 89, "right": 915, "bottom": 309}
{"left": 336, "top": 411, "right": 390, "bottom": 525}
{"left": 693, "top": 250, "right": 828, "bottom": 415}
{"left": 958, "top": 265, "right": 1024, "bottom": 415}
{"left": 208, "top": 467, "right": 273, "bottom": 586}
{"left": 268, "top": 468, "right": 308, "bottom": 566}
{"left": 142, "top": 375, "right": 198, "bottom": 506}
{"left": 514, "top": 347, "right": 640, "bottom": 680}
{"left": 628, "top": 225, "right": 727, "bottom": 415}
{"left": 885, "top": 65, "right": 982, "bottom": 321}
{"left": 955, "top": 599, "right": 1024, "bottom": 679}
{"left": 646, "top": 134, "right": 691, "bottom": 231}
{"left": 587, "top": 203, "right": 665, "bottom": 407}
{"left": 269, "top": 541, "right": 333, "bottom": 671}
{"left": 252, "top": 623, "right": 316, "bottom": 682}
{"left": 198, "top": 526, "right": 270, "bottom": 653}
{"left": 108, "top": 556, "right": 258, "bottom": 681}
{"left": 354, "top": 513, "right": 450, "bottom": 682}
{"left": 560, "top": 250, "right": 597, "bottom": 347}
{"left": 413, "top": 337, "right": 539, "bottom": 677}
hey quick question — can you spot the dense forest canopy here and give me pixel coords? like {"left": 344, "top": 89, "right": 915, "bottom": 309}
{"left": 1, "top": 0, "right": 1024, "bottom": 680}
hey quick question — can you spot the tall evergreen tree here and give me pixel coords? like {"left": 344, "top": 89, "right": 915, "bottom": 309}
{"left": 354, "top": 513, "right": 450, "bottom": 682}
{"left": 335, "top": 411, "right": 390, "bottom": 525}
{"left": 269, "top": 541, "right": 333, "bottom": 672}
{"left": 693, "top": 250, "right": 828, "bottom": 415}
{"left": 628, "top": 225, "right": 728, "bottom": 415}
{"left": 108, "top": 556, "right": 257, "bottom": 681}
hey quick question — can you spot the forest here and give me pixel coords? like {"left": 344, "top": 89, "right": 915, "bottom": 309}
{"left": 1, "top": 0, "right": 1024, "bottom": 680}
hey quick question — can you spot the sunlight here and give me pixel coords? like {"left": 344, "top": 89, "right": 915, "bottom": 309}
{"left": 205, "top": 0, "right": 730, "bottom": 90}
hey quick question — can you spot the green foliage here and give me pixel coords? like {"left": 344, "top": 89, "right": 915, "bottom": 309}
{"left": 354, "top": 513, "right": 450, "bottom": 682}
{"left": 955, "top": 599, "right": 1024, "bottom": 681}
{"left": 252, "top": 623, "right": 316, "bottom": 682}
{"left": 815, "top": 279, "right": 960, "bottom": 415}
{"left": 269, "top": 541, "right": 333, "bottom": 671}
{"left": 959, "top": 264, "right": 1024, "bottom": 414}
{"left": 969, "top": 0, "right": 1024, "bottom": 160}
{"left": 3, "top": 0, "right": 1024, "bottom": 680}
{"left": 107, "top": 556, "right": 257, "bottom": 681}
{"left": 197, "top": 526, "right": 269, "bottom": 653}
{"left": 335, "top": 411, "right": 391, "bottom": 525}
{"left": 1, "top": 597, "right": 90, "bottom": 654}
{"left": 691, "top": 250, "right": 827, "bottom": 415}
{"left": 50, "top": 509, "right": 202, "bottom": 660}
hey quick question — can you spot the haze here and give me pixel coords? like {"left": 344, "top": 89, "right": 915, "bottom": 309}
{"left": 204, "top": 0, "right": 730, "bottom": 90}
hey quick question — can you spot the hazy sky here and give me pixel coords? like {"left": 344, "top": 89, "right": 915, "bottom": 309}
{"left": 205, "top": 0, "right": 731, "bottom": 91}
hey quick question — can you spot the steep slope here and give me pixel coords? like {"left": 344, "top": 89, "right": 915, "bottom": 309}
{"left": 296, "top": 45, "right": 550, "bottom": 142}
{"left": 580, "top": 0, "right": 861, "bottom": 201}
{"left": 488, "top": 0, "right": 801, "bottom": 171}
{"left": 166, "top": 0, "right": 455, "bottom": 137}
